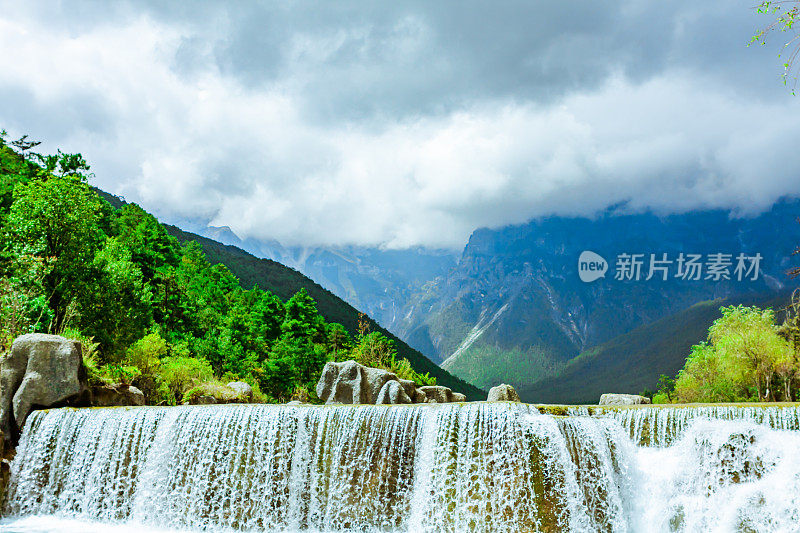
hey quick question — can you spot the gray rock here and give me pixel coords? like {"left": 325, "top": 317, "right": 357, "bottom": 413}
{"left": 91, "top": 384, "right": 145, "bottom": 407}
{"left": 487, "top": 384, "right": 521, "bottom": 402}
{"left": 418, "top": 385, "right": 456, "bottom": 403}
{"left": 227, "top": 381, "right": 253, "bottom": 401}
{"left": 412, "top": 388, "right": 428, "bottom": 404}
{"left": 1, "top": 334, "right": 89, "bottom": 442}
{"left": 376, "top": 380, "right": 412, "bottom": 404}
{"left": 189, "top": 395, "right": 217, "bottom": 405}
{"left": 599, "top": 393, "right": 651, "bottom": 406}
{"left": 451, "top": 392, "right": 467, "bottom": 403}
{"left": 316, "top": 360, "right": 401, "bottom": 404}
{"left": 287, "top": 400, "right": 303, "bottom": 406}
{"left": 399, "top": 379, "right": 417, "bottom": 399}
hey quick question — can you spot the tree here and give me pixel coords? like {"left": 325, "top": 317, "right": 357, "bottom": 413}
{"left": 709, "top": 306, "right": 788, "bottom": 401}
{"left": 656, "top": 374, "right": 676, "bottom": 402}
{"left": 282, "top": 288, "right": 325, "bottom": 342}
{"left": 674, "top": 305, "right": 793, "bottom": 402}
{"left": 78, "top": 237, "right": 153, "bottom": 356}
{"left": 6, "top": 175, "right": 106, "bottom": 332}
{"left": 752, "top": 1, "right": 800, "bottom": 93}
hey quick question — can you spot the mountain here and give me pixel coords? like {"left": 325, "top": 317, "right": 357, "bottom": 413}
{"left": 197, "top": 227, "right": 458, "bottom": 334}
{"left": 524, "top": 292, "right": 792, "bottom": 404}
{"left": 162, "top": 225, "right": 484, "bottom": 400}
{"left": 391, "top": 200, "right": 800, "bottom": 396}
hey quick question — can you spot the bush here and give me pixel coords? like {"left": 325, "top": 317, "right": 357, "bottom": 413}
{"left": 182, "top": 380, "right": 245, "bottom": 404}
{"left": 159, "top": 355, "right": 214, "bottom": 403}
{"left": 123, "top": 332, "right": 170, "bottom": 402}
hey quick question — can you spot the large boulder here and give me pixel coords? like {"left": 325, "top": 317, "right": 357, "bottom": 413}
{"left": 487, "top": 383, "right": 521, "bottom": 402}
{"left": 227, "top": 381, "right": 253, "bottom": 401}
{"left": 418, "top": 385, "right": 461, "bottom": 403}
{"left": 91, "top": 384, "right": 146, "bottom": 407}
{"left": 317, "top": 361, "right": 402, "bottom": 404}
{"left": 1, "top": 334, "right": 89, "bottom": 443}
{"left": 599, "top": 393, "right": 651, "bottom": 406}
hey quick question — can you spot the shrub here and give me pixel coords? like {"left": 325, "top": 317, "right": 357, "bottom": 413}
{"left": 182, "top": 380, "right": 245, "bottom": 404}
{"left": 159, "top": 355, "right": 214, "bottom": 403}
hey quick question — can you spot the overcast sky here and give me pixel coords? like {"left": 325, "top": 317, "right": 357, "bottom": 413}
{"left": 2, "top": 1, "right": 799, "bottom": 249}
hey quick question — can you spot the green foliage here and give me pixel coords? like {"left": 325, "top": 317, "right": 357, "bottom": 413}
{"left": 62, "top": 327, "right": 105, "bottom": 386}
{"left": 673, "top": 305, "right": 795, "bottom": 403}
{"left": 182, "top": 380, "right": 246, "bottom": 405}
{"left": 100, "top": 364, "right": 142, "bottom": 387}
{"left": 350, "top": 330, "right": 436, "bottom": 387}
{"left": 159, "top": 355, "right": 215, "bottom": 404}
{"left": 656, "top": 374, "right": 676, "bottom": 402}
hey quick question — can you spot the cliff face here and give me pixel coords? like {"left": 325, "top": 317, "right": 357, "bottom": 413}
{"left": 393, "top": 200, "right": 800, "bottom": 392}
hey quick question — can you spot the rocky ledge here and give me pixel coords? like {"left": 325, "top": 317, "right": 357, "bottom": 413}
{"left": 316, "top": 360, "right": 466, "bottom": 405}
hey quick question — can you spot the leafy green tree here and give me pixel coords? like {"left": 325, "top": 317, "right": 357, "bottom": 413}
{"left": 674, "top": 305, "right": 793, "bottom": 402}
{"left": 326, "top": 322, "right": 352, "bottom": 361}
{"left": 6, "top": 175, "right": 106, "bottom": 332}
{"left": 282, "top": 288, "right": 325, "bottom": 341}
{"left": 78, "top": 237, "right": 153, "bottom": 355}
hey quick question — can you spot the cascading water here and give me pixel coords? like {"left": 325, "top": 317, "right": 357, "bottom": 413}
{"left": 2, "top": 403, "right": 800, "bottom": 532}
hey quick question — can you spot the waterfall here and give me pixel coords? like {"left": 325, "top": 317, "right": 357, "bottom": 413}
{"left": 3, "top": 403, "right": 800, "bottom": 532}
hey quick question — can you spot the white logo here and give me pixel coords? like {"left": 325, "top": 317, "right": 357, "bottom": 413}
{"left": 578, "top": 251, "right": 608, "bottom": 283}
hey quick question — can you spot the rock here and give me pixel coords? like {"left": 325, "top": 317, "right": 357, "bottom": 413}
{"left": 188, "top": 395, "right": 217, "bottom": 405}
{"left": 287, "top": 400, "right": 303, "bottom": 406}
{"left": 412, "top": 388, "right": 428, "bottom": 404}
{"left": 376, "top": 380, "right": 412, "bottom": 404}
{"left": 487, "top": 383, "right": 521, "bottom": 402}
{"left": 399, "top": 379, "right": 417, "bottom": 399}
{"left": 599, "top": 393, "right": 651, "bottom": 406}
{"left": 316, "top": 360, "right": 400, "bottom": 404}
{"left": 418, "top": 385, "right": 457, "bottom": 403}
{"left": 451, "top": 392, "right": 467, "bottom": 403}
{"left": 1, "top": 334, "right": 89, "bottom": 443}
{"left": 227, "top": 381, "right": 253, "bottom": 401}
{"left": 91, "top": 384, "right": 145, "bottom": 407}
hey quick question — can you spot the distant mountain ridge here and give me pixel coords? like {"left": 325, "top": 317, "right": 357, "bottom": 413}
{"left": 525, "top": 292, "right": 792, "bottom": 404}
{"left": 395, "top": 199, "right": 800, "bottom": 398}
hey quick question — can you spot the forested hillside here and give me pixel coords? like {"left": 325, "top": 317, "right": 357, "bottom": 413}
{"left": 161, "top": 225, "right": 482, "bottom": 398}
{"left": 0, "top": 132, "right": 482, "bottom": 404}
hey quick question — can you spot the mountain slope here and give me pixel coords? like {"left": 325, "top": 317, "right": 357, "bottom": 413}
{"left": 163, "top": 225, "right": 484, "bottom": 400}
{"left": 522, "top": 292, "right": 792, "bottom": 404}
{"left": 198, "top": 226, "right": 458, "bottom": 334}
{"left": 396, "top": 201, "right": 800, "bottom": 392}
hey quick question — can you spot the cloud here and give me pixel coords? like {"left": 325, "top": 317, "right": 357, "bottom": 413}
{"left": 0, "top": 1, "right": 798, "bottom": 249}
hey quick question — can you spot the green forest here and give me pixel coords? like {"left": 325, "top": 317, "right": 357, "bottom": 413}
{"left": 0, "top": 132, "right": 437, "bottom": 405}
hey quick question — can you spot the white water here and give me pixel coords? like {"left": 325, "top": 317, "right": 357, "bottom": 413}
{"left": 3, "top": 403, "right": 800, "bottom": 532}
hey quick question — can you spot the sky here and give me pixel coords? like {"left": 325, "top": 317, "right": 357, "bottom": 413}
{"left": 1, "top": 1, "right": 799, "bottom": 249}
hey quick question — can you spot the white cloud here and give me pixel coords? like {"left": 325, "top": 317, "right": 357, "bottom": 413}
{"left": 1, "top": 4, "right": 799, "bottom": 249}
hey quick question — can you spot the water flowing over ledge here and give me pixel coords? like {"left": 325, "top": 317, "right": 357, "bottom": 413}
{"left": 4, "top": 403, "right": 800, "bottom": 532}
